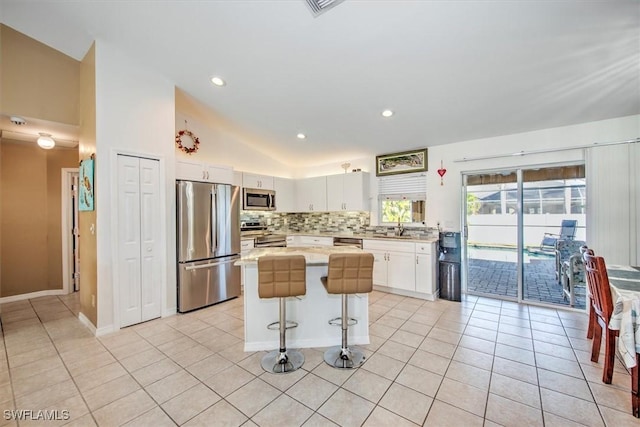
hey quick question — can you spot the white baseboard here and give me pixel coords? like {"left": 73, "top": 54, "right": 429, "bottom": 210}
{"left": 243, "top": 335, "right": 369, "bottom": 352}
{"left": 372, "top": 285, "right": 438, "bottom": 301}
{"left": 96, "top": 324, "right": 116, "bottom": 337}
{"left": 78, "top": 312, "right": 97, "bottom": 335}
{"left": 0, "top": 289, "right": 66, "bottom": 304}
{"left": 162, "top": 307, "right": 177, "bottom": 317}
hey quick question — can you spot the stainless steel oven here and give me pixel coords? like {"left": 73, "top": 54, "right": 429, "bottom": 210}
{"left": 243, "top": 188, "right": 276, "bottom": 211}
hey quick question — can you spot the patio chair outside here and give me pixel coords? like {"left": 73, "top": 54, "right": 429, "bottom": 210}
{"left": 559, "top": 242, "right": 588, "bottom": 307}
{"left": 540, "top": 219, "right": 577, "bottom": 251}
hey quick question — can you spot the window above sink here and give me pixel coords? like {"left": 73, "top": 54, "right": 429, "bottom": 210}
{"left": 377, "top": 173, "right": 426, "bottom": 226}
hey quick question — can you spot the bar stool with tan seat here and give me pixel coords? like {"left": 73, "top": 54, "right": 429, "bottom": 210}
{"left": 321, "top": 252, "right": 374, "bottom": 369}
{"left": 258, "top": 255, "right": 307, "bottom": 374}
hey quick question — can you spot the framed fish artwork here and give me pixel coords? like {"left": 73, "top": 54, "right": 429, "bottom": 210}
{"left": 79, "top": 158, "right": 94, "bottom": 211}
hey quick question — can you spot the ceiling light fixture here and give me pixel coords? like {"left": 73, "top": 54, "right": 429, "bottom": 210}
{"left": 10, "top": 116, "right": 26, "bottom": 125}
{"left": 381, "top": 109, "right": 394, "bottom": 118}
{"left": 210, "top": 76, "right": 226, "bottom": 87}
{"left": 296, "top": 133, "right": 306, "bottom": 140}
{"left": 37, "top": 133, "right": 55, "bottom": 149}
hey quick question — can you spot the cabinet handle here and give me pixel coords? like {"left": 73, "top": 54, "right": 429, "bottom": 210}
{"left": 416, "top": 256, "right": 419, "bottom": 264}
{"left": 206, "top": 171, "right": 210, "bottom": 179}
{"left": 202, "top": 171, "right": 206, "bottom": 179}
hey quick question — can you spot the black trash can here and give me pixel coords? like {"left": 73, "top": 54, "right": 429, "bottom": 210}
{"left": 439, "top": 232, "right": 461, "bottom": 301}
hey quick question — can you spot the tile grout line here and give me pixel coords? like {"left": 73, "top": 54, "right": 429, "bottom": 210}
{"left": 0, "top": 313, "right": 19, "bottom": 427}
{"left": 27, "top": 296, "right": 99, "bottom": 427}
{"left": 3, "top": 291, "right": 636, "bottom": 426}
{"left": 558, "top": 311, "right": 608, "bottom": 426}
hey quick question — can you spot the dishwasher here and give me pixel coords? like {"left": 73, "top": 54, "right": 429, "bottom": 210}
{"left": 333, "top": 237, "right": 363, "bottom": 248}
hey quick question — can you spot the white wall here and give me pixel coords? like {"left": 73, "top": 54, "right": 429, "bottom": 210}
{"left": 95, "top": 40, "right": 176, "bottom": 332}
{"left": 285, "top": 115, "right": 639, "bottom": 233}
{"left": 426, "top": 115, "right": 639, "bottom": 231}
{"left": 175, "top": 90, "right": 292, "bottom": 177}
{"left": 587, "top": 142, "right": 640, "bottom": 265}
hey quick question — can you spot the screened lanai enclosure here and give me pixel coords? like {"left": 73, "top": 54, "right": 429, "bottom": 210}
{"left": 463, "top": 164, "right": 587, "bottom": 309}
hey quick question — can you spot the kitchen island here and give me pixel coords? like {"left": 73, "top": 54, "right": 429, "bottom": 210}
{"left": 236, "top": 247, "right": 370, "bottom": 352}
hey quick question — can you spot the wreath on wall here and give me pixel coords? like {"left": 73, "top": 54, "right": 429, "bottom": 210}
{"left": 175, "top": 129, "right": 200, "bottom": 154}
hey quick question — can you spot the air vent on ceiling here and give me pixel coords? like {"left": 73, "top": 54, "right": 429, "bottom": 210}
{"left": 305, "top": 0, "right": 346, "bottom": 17}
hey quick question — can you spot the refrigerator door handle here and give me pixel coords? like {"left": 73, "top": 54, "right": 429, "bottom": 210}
{"left": 184, "top": 257, "right": 239, "bottom": 271}
{"left": 210, "top": 188, "right": 217, "bottom": 255}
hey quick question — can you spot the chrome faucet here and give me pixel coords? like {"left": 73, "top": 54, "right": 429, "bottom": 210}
{"left": 395, "top": 221, "right": 404, "bottom": 236}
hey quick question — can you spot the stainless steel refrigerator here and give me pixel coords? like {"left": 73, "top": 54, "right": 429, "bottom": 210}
{"left": 176, "top": 181, "right": 241, "bottom": 312}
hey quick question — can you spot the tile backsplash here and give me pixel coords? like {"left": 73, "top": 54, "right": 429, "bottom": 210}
{"left": 241, "top": 211, "right": 438, "bottom": 237}
{"left": 241, "top": 211, "right": 370, "bottom": 233}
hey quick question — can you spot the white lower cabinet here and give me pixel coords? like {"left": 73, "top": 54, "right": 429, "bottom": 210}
{"left": 415, "top": 243, "right": 437, "bottom": 298}
{"left": 387, "top": 251, "right": 416, "bottom": 291}
{"left": 364, "top": 239, "right": 437, "bottom": 300}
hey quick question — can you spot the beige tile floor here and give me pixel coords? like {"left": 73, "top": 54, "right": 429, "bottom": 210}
{"left": 1, "top": 291, "right": 639, "bottom": 426}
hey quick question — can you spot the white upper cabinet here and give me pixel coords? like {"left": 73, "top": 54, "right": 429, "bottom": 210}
{"left": 232, "top": 171, "right": 243, "bottom": 187}
{"left": 176, "top": 160, "right": 233, "bottom": 184}
{"left": 326, "top": 171, "right": 369, "bottom": 211}
{"left": 274, "top": 177, "right": 295, "bottom": 212}
{"left": 242, "top": 173, "right": 274, "bottom": 190}
{"left": 295, "top": 176, "right": 327, "bottom": 212}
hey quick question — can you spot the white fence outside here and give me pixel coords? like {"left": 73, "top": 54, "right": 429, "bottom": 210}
{"left": 467, "top": 214, "right": 586, "bottom": 248}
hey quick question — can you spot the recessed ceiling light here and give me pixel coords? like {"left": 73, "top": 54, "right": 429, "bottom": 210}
{"left": 381, "top": 109, "right": 394, "bottom": 118}
{"left": 210, "top": 76, "right": 226, "bottom": 86}
{"left": 297, "top": 133, "right": 306, "bottom": 140}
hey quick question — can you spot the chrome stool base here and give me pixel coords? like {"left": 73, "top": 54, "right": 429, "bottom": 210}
{"left": 261, "top": 349, "right": 304, "bottom": 374}
{"left": 323, "top": 346, "right": 365, "bottom": 369}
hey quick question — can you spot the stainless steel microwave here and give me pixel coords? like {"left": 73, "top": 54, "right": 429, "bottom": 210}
{"left": 242, "top": 188, "right": 276, "bottom": 211}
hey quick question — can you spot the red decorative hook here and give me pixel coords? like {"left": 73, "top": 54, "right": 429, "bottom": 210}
{"left": 437, "top": 160, "right": 447, "bottom": 186}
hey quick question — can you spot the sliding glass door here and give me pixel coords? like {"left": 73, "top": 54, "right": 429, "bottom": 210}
{"left": 464, "top": 171, "right": 519, "bottom": 301}
{"left": 463, "top": 164, "right": 586, "bottom": 309}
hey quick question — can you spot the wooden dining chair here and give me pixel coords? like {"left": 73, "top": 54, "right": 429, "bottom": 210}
{"left": 583, "top": 248, "right": 596, "bottom": 340}
{"left": 583, "top": 250, "right": 618, "bottom": 384}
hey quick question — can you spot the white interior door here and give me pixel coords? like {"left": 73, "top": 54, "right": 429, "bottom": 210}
{"left": 117, "top": 155, "right": 161, "bottom": 327}
{"left": 72, "top": 173, "right": 80, "bottom": 292}
{"left": 139, "top": 158, "right": 161, "bottom": 322}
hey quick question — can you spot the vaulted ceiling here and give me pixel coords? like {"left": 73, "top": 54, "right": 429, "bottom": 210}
{"left": 1, "top": 1, "right": 638, "bottom": 166}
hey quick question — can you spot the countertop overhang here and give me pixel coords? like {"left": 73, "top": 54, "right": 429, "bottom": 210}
{"left": 235, "top": 246, "right": 365, "bottom": 266}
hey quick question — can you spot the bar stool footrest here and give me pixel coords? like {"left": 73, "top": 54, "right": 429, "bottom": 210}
{"left": 267, "top": 320, "right": 298, "bottom": 331}
{"left": 261, "top": 349, "right": 304, "bottom": 374}
{"left": 328, "top": 317, "right": 358, "bottom": 327}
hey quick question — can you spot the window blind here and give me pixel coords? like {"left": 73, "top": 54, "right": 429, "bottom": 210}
{"left": 378, "top": 173, "right": 427, "bottom": 200}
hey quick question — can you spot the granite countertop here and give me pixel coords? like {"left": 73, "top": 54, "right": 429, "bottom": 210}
{"left": 284, "top": 231, "right": 438, "bottom": 243}
{"left": 235, "top": 246, "right": 364, "bottom": 266}
{"left": 239, "top": 230, "right": 438, "bottom": 243}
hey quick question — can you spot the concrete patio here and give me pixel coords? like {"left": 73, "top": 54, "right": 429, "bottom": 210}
{"left": 467, "top": 257, "right": 587, "bottom": 309}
